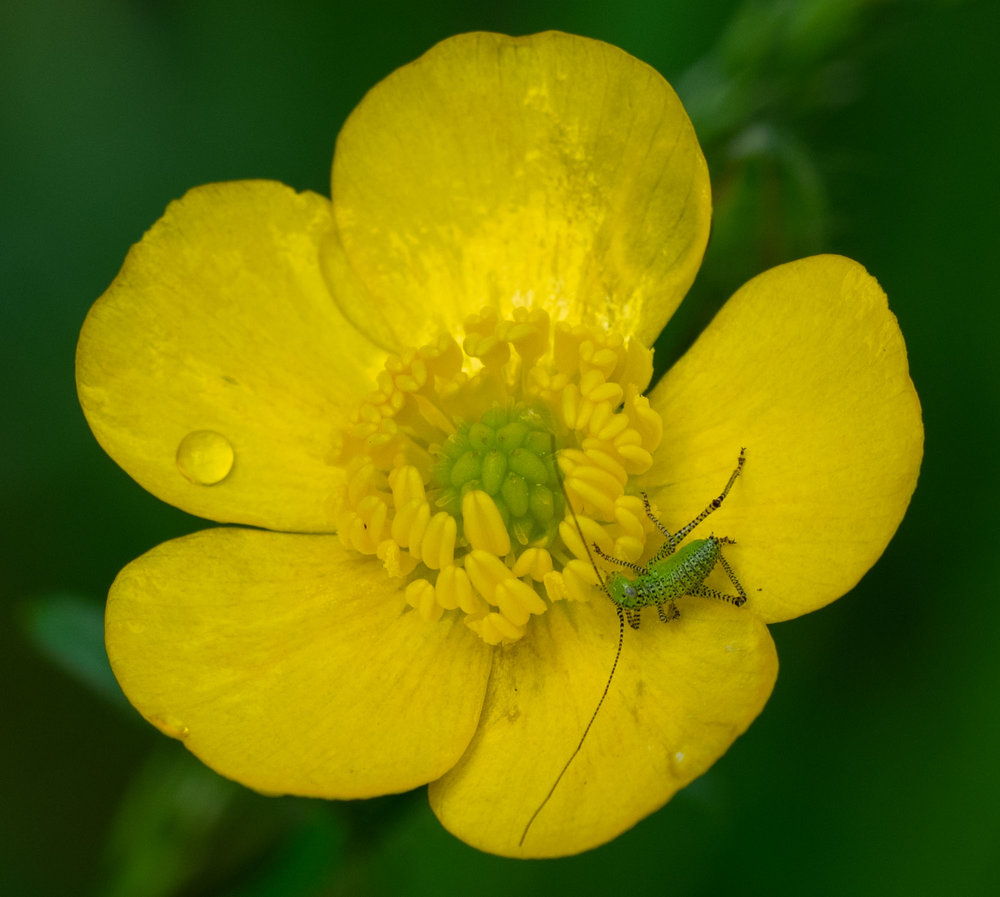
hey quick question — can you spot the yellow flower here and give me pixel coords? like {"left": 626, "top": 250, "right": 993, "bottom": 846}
{"left": 76, "top": 32, "right": 922, "bottom": 858}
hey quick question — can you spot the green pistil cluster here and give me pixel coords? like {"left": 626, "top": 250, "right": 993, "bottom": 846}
{"left": 433, "top": 405, "right": 564, "bottom": 547}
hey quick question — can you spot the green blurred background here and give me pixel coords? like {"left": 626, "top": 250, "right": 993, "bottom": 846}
{"left": 3, "top": 0, "right": 998, "bottom": 894}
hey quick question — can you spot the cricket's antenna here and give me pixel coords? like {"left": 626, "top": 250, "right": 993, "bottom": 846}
{"left": 518, "top": 442, "right": 627, "bottom": 847}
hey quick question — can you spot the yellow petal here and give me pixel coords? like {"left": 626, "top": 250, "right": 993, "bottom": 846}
{"left": 429, "top": 597, "right": 776, "bottom": 857}
{"left": 77, "top": 180, "right": 384, "bottom": 532}
{"left": 325, "top": 31, "right": 710, "bottom": 349}
{"left": 106, "top": 527, "right": 492, "bottom": 797}
{"left": 646, "top": 255, "right": 923, "bottom": 622}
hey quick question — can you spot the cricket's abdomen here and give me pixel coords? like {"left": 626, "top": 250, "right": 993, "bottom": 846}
{"left": 638, "top": 537, "right": 720, "bottom": 605}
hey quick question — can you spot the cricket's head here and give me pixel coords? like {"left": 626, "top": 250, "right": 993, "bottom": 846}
{"left": 605, "top": 571, "right": 639, "bottom": 609}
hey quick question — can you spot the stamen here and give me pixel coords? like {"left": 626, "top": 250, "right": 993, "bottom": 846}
{"left": 331, "top": 306, "right": 664, "bottom": 644}
{"left": 462, "top": 491, "right": 511, "bottom": 556}
{"left": 561, "top": 559, "right": 601, "bottom": 602}
{"left": 420, "top": 512, "right": 457, "bottom": 570}
{"left": 405, "top": 579, "right": 441, "bottom": 622}
{"left": 511, "top": 547, "right": 553, "bottom": 580}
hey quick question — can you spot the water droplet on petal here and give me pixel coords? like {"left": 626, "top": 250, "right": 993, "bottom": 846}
{"left": 176, "top": 430, "right": 234, "bottom": 485}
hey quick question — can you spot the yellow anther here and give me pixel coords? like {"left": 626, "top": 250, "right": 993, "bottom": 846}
{"left": 586, "top": 382, "right": 624, "bottom": 410}
{"left": 461, "top": 309, "right": 509, "bottom": 366}
{"left": 511, "top": 577, "right": 547, "bottom": 613}
{"left": 435, "top": 565, "right": 474, "bottom": 612}
{"left": 511, "top": 547, "right": 553, "bottom": 580}
{"left": 565, "top": 476, "right": 616, "bottom": 521}
{"left": 347, "top": 514, "right": 373, "bottom": 553}
{"left": 487, "top": 611, "right": 524, "bottom": 642}
{"left": 420, "top": 511, "right": 457, "bottom": 570}
{"left": 348, "top": 420, "right": 377, "bottom": 440}
{"left": 365, "top": 431, "right": 400, "bottom": 464}
{"left": 543, "top": 570, "right": 568, "bottom": 602}
{"left": 527, "top": 365, "right": 569, "bottom": 401}
{"left": 463, "top": 307, "right": 498, "bottom": 334}
{"left": 468, "top": 611, "right": 525, "bottom": 645}
{"left": 613, "top": 535, "right": 644, "bottom": 562}
{"left": 359, "top": 403, "right": 382, "bottom": 424}
{"left": 344, "top": 457, "right": 375, "bottom": 504}
{"left": 561, "top": 387, "right": 600, "bottom": 432}
{"left": 617, "top": 443, "right": 654, "bottom": 474}
{"left": 388, "top": 464, "right": 426, "bottom": 505}
{"left": 579, "top": 340, "right": 621, "bottom": 378}
{"left": 628, "top": 392, "right": 663, "bottom": 452}
{"left": 581, "top": 441, "right": 629, "bottom": 486}
{"left": 394, "top": 373, "right": 422, "bottom": 393}
{"left": 571, "top": 463, "right": 624, "bottom": 503}
{"left": 558, "top": 514, "right": 613, "bottom": 560}
{"left": 613, "top": 427, "right": 641, "bottom": 448}
{"left": 579, "top": 368, "right": 615, "bottom": 402}
{"left": 502, "top": 322, "right": 541, "bottom": 351}
{"left": 461, "top": 490, "right": 511, "bottom": 556}
{"left": 575, "top": 402, "right": 597, "bottom": 432}
{"left": 587, "top": 401, "right": 614, "bottom": 438}
{"left": 561, "top": 384, "right": 581, "bottom": 430}
{"left": 494, "top": 578, "right": 547, "bottom": 626}
{"left": 503, "top": 322, "right": 539, "bottom": 342}
{"left": 391, "top": 498, "right": 430, "bottom": 552}
{"left": 562, "top": 559, "right": 600, "bottom": 602}
{"left": 417, "top": 333, "right": 462, "bottom": 377}
{"left": 356, "top": 494, "right": 388, "bottom": 544}
{"left": 463, "top": 332, "right": 510, "bottom": 367}
{"left": 494, "top": 582, "right": 530, "bottom": 626}
{"left": 405, "top": 503, "right": 433, "bottom": 559}
{"left": 614, "top": 495, "right": 649, "bottom": 540}
{"left": 364, "top": 429, "right": 402, "bottom": 469}
{"left": 464, "top": 549, "right": 512, "bottom": 604}
{"left": 411, "top": 393, "right": 457, "bottom": 436}
{"left": 592, "top": 414, "right": 630, "bottom": 443}
{"left": 499, "top": 308, "right": 550, "bottom": 361}
{"left": 556, "top": 446, "right": 586, "bottom": 473}
{"left": 405, "top": 579, "right": 442, "bottom": 622}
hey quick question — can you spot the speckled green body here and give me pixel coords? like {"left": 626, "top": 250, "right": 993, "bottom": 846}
{"left": 606, "top": 537, "right": 722, "bottom": 609}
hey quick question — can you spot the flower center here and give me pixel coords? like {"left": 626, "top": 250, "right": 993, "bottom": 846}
{"left": 431, "top": 404, "right": 563, "bottom": 549}
{"left": 333, "top": 307, "right": 664, "bottom": 644}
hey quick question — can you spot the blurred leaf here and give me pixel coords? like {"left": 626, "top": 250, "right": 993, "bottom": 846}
{"left": 220, "top": 807, "right": 345, "bottom": 897}
{"left": 20, "top": 591, "right": 127, "bottom": 709}
{"left": 708, "top": 122, "right": 827, "bottom": 280}
{"left": 678, "top": 0, "right": 868, "bottom": 142}
{"left": 98, "top": 748, "right": 238, "bottom": 897}
{"left": 97, "top": 746, "right": 348, "bottom": 897}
